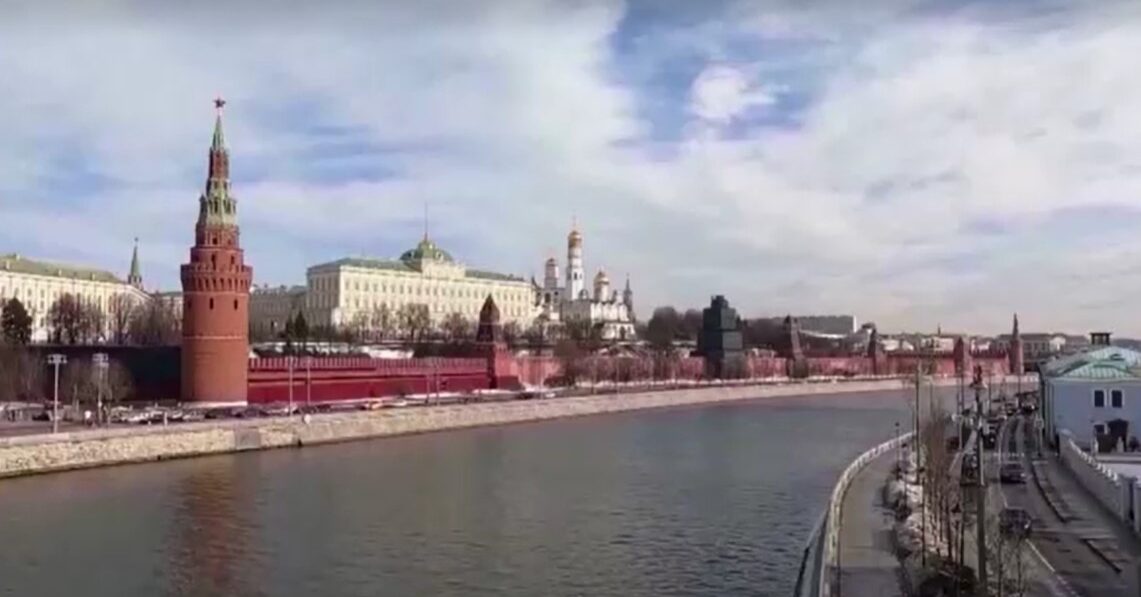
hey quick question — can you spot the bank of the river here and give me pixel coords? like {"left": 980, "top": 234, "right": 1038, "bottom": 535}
{"left": 0, "top": 377, "right": 1025, "bottom": 479}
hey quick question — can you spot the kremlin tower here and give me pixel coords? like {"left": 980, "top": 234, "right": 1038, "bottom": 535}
{"left": 179, "top": 99, "right": 253, "bottom": 405}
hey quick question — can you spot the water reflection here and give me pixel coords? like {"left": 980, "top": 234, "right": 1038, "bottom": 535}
{"left": 166, "top": 460, "right": 257, "bottom": 597}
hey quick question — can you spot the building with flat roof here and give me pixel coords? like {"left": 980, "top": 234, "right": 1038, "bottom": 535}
{"left": 305, "top": 235, "right": 538, "bottom": 332}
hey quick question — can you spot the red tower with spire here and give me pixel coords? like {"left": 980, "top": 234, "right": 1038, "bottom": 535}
{"left": 1009, "top": 313, "right": 1024, "bottom": 375}
{"left": 180, "top": 99, "right": 253, "bottom": 405}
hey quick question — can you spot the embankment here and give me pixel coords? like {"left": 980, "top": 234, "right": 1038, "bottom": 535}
{"left": 0, "top": 377, "right": 1020, "bottom": 479}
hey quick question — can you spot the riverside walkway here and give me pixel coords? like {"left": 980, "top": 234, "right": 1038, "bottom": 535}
{"left": 836, "top": 446, "right": 905, "bottom": 597}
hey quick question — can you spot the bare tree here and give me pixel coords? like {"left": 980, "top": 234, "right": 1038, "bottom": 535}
{"left": 48, "top": 293, "right": 84, "bottom": 344}
{"left": 440, "top": 312, "right": 472, "bottom": 343}
{"left": 80, "top": 300, "right": 106, "bottom": 344}
{"left": 102, "top": 360, "right": 135, "bottom": 404}
{"left": 397, "top": 303, "right": 431, "bottom": 343}
{"left": 107, "top": 294, "right": 136, "bottom": 345}
{"left": 128, "top": 299, "right": 180, "bottom": 346}
{"left": 502, "top": 321, "right": 521, "bottom": 348}
{"left": 0, "top": 346, "right": 43, "bottom": 402}
{"left": 349, "top": 310, "right": 371, "bottom": 344}
{"left": 370, "top": 303, "right": 394, "bottom": 341}
{"left": 60, "top": 359, "right": 97, "bottom": 408}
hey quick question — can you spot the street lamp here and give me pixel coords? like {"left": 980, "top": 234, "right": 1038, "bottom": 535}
{"left": 47, "top": 354, "right": 67, "bottom": 433}
{"left": 305, "top": 356, "right": 312, "bottom": 410}
{"left": 287, "top": 355, "right": 295, "bottom": 416}
{"left": 92, "top": 352, "right": 109, "bottom": 426}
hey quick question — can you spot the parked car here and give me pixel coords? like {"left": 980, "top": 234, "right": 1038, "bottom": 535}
{"left": 999, "top": 462, "right": 1026, "bottom": 484}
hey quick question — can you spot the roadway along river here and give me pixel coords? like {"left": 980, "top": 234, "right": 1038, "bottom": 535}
{"left": 0, "top": 388, "right": 953, "bottom": 596}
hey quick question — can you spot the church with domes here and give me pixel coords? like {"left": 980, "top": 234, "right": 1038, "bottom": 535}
{"left": 533, "top": 223, "right": 636, "bottom": 340}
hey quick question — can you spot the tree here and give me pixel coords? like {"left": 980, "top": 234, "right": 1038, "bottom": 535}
{"left": 440, "top": 312, "right": 472, "bottom": 343}
{"left": 645, "top": 306, "right": 682, "bottom": 350}
{"left": 680, "top": 309, "right": 703, "bottom": 341}
{"left": 0, "top": 345, "right": 41, "bottom": 401}
{"left": 107, "top": 294, "right": 136, "bottom": 345}
{"left": 1, "top": 298, "right": 32, "bottom": 345}
{"left": 397, "top": 303, "right": 431, "bottom": 343}
{"left": 48, "top": 293, "right": 84, "bottom": 344}
{"left": 79, "top": 300, "right": 106, "bottom": 344}
{"left": 60, "top": 359, "right": 97, "bottom": 408}
{"left": 502, "top": 321, "right": 521, "bottom": 348}
{"left": 349, "top": 311, "right": 370, "bottom": 345}
{"left": 371, "top": 303, "right": 394, "bottom": 341}
{"left": 292, "top": 311, "right": 309, "bottom": 349}
{"left": 128, "top": 299, "right": 180, "bottom": 346}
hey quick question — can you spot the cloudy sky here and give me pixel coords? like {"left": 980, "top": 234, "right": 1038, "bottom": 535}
{"left": 2, "top": 0, "right": 1141, "bottom": 334}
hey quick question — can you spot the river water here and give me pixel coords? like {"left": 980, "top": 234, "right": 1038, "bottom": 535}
{"left": 0, "top": 389, "right": 945, "bottom": 597}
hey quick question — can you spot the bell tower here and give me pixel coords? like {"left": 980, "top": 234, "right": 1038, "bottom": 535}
{"left": 179, "top": 98, "right": 253, "bottom": 405}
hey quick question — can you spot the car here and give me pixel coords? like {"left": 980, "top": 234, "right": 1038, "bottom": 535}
{"left": 999, "top": 462, "right": 1026, "bottom": 484}
{"left": 1000, "top": 507, "right": 1033, "bottom": 539}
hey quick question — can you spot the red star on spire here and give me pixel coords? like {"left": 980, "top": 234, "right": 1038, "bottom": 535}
{"left": 214, "top": 97, "right": 226, "bottom": 110}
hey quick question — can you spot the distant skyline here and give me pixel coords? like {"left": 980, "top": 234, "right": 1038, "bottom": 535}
{"left": 3, "top": 1, "right": 1141, "bottom": 334}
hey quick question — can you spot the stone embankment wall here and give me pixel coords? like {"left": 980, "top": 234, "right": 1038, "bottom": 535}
{"left": 0, "top": 377, "right": 1028, "bottom": 479}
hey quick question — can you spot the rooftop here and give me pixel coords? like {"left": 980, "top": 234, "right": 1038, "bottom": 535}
{"left": 309, "top": 257, "right": 525, "bottom": 283}
{"left": 1041, "top": 346, "right": 1141, "bottom": 381}
{"left": 0, "top": 253, "right": 123, "bottom": 284}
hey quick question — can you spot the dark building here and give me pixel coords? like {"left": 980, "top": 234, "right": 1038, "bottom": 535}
{"left": 697, "top": 295, "right": 744, "bottom": 379}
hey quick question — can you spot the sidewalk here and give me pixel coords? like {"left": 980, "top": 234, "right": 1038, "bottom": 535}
{"left": 837, "top": 447, "right": 906, "bottom": 597}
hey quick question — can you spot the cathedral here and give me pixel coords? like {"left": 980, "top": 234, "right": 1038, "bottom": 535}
{"left": 533, "top": 223, "right": 636, "bottom": 340}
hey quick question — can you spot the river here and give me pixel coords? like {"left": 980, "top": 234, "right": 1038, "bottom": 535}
{"left": 0, "top": 388, "right": 949, "bottom": 596}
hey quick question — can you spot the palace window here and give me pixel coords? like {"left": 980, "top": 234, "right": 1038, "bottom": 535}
{"left": 1094, "top": 389, "right": 1105, "bottom": 408}
{"left": 1112, "top": 389, "right": 1124, "bottom": 408}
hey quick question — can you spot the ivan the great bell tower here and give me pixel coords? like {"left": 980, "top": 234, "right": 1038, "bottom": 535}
{"left": 180, "top": 99, "right": 253, "bottom": 405}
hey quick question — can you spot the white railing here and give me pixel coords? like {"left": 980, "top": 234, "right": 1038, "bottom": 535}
{"left": 818, "top": 431, "right": 914, "bottom": 597}
{"left": 1059, "top": 429, "right": 1129, "bottom": 521}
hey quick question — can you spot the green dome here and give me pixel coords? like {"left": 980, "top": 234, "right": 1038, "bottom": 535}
{"left": 400, "top": 238, "right": 454, "bottom": 263}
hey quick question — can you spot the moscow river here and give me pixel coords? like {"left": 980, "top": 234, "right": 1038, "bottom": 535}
{"left": 0, "top": 388, "right": 948, "bottom": 596}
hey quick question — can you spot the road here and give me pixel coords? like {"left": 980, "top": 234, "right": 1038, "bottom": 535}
{"left": 997, "top": 414, "right": 1141, "bottom": 596}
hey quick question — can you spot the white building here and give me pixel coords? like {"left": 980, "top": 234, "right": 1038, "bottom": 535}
{"left": 0, "top": 245, "right": 151, "bottom": 342}
{"left": 250, "top": 284, "right": 306, "bottom": 337}
{"left": 1041, "top": 337, "right": 1141, "bottom": 449}
{"left": 535, "top": 224, "right": 635, "bottom": 340}
{"left": 305, "top": 236, "right": 538, "bottom": 330}
{"left": 997, "top": 332, "right": 1068, "bottom": 358}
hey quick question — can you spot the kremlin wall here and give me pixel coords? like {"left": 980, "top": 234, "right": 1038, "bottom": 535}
{"left": 142, "top": 101, "right": 1019, "bottom": 406}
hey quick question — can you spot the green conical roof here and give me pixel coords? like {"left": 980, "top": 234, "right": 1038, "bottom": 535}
{"left": 128, "top": 237, "right": 142, "bottom": 285}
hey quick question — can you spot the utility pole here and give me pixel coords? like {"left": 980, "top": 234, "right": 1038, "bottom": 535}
{"left": 93, "top": 353, "right": 109, "bottom": 426}
{"left": 48, "top": 354, "right": 67, "bottom": 433}
{"left": 972, "top": 365, "right": 988, "bottom": 595}
{"left": 305, "top": 356, "right": 312, "bottom": 410}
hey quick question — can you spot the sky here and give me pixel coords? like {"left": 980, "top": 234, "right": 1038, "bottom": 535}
{"left": 2, "top": 0, "right": 1141, "bottom": 335}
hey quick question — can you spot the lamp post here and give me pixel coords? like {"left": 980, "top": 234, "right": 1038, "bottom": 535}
{"left": 93, "top": 353, "right": 109, "bottom": 426}
{"left": 305, "top": 356, "right": 312, "bottom": 410}
{"left": 47, "top": 354, "right": 67, "bottom": 433}
{"left": 287, "top": 355, "right": 295, "bottom": 416}
{"left": 971, "top": 366, "right": 988, "bottom": 595}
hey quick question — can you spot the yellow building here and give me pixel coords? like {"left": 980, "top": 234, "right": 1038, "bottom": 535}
{"left": 0, "top": 245, "right": 151, "bottom": 342}
{"left": 305, "top": 236, "right": 537, "bottom": 331}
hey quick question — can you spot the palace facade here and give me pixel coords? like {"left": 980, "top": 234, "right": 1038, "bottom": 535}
{"left": 299, "top": 236, "right": 537, "bottom": 331}
{"left": 0, "top": 243, "right": 151, "bottom": 342}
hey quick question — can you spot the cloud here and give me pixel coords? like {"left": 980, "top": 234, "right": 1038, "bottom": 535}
{"left": 3, "top": 1, "right": 1141, "bottom": 335}
{"left": 689, "top": 64, "right": 778, "bottom": 124}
